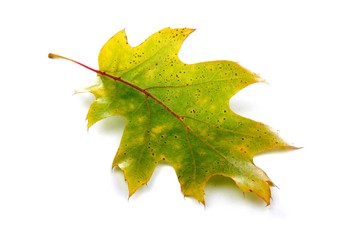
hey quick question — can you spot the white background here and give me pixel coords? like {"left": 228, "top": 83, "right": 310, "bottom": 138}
{"left": 1, "top": 0, "right": 359, "bottom": 239}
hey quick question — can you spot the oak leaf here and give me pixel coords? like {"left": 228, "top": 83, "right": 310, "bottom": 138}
{"left": 49, "top": 28, "right": 293, "bottom": 205}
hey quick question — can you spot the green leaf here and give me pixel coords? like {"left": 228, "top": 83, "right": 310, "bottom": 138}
{"left": 50, "top": 28, "right": 294, "bottom": 205}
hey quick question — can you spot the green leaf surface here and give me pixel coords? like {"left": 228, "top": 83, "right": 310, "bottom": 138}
{"left": 53, "top": 28, "right": 293, "bottom": 205}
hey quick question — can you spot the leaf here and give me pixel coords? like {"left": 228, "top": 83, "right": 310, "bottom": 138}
{"left": 49, "top": 28, "right": 294, "bottom": 205}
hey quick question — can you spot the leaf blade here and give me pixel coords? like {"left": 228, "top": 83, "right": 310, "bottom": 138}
{"left": 87, "top": 28, "right": 294, "bottom": 204}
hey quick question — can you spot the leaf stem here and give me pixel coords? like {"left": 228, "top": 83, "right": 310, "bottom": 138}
{"left": 48, "top": 53, "right": 187, "bottom": 127}
{"left": 48, "top": 53, "right": 101, "bottom": 74}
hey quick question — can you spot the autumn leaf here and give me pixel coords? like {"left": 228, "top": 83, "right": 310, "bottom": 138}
{"left": 49, "top": 27, "right": 293, "bottom": 205}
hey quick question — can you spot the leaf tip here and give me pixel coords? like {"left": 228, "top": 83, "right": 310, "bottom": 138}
{"left": 260, "top": 191, "right": 272, "bottom": 206}
{"left": 255, "top": 75, "right": 267, "bottom": 84}
{"left": 86, "top": 119, "right": 94, "bottom": 130}
{"left": 74, "top": 88, "right": 88, "bottom": 94}
{"left": 199, "top": 197, "right": 206, "bottom": 206}
{"left": 281, "top": 144, "right": 302, "bottom": 152}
